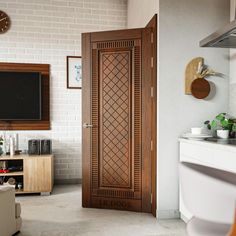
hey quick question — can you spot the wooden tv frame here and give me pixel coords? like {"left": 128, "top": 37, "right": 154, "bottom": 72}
{"left": 0, "top": 62, "right": 50, "bottom": 130}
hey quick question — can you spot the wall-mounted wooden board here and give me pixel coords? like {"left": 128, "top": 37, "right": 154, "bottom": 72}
{"left": 185, "top": 57, "right": 204, "bottom": 95}
{"left": 191, "top": 78, "right": 210, "bottom": 99}
{"left": 0, "top": 62, "right": 50, "bottom": 130}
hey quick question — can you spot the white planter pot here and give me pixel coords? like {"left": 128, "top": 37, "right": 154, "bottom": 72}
{"left": 217, "top": 130, "right": 229, "bottom": 139}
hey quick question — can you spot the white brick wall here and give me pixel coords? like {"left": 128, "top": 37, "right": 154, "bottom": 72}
{"left": 0, "top": 0, "right": 127, "bottom": 182}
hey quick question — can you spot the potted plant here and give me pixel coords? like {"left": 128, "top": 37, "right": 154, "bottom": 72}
{"left": 231, "top": 123, "right": 236, "bottom": 138}
{"left": 204, "top": 113, "right": 235, "bottom": 139}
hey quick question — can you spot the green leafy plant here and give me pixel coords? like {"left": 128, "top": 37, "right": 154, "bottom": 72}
{"left": 204, "top": 113, "right": 235, "bottom": 131}
{"left": 232, "top": 123, "right": 236, "bottom": 132}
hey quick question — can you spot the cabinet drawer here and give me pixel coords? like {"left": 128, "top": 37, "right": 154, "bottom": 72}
{"left": 180, "top": 141, "right": 236, "bottom": 174}
{"left": 180, "top": 142, "right": 214, "bottom": 163}
{"left": 211, "top": 149, "right": 236, "bottom": 173}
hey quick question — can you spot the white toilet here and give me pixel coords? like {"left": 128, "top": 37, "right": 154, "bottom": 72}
{"left": 180, "top": 162, "right": 236, "bottom": 236}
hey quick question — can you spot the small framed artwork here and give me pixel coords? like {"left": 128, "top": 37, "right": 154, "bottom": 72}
{"left": 67, "top": 56, "right": 82, "bottom": 89}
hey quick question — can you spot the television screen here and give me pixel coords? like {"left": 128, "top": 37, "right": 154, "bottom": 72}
{"left": 0, "top": 71, "right": 42, "bottom": 120}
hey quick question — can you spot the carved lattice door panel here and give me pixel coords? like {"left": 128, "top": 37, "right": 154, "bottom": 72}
{"left": 91, "top": 40, "right": 141, "bottom": 210}
{"left": 82, "top": 28, "right": 153, "bottom": 212}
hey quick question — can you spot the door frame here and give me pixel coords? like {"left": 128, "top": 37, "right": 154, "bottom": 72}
{"left": 146, "top": 14, "right": 157, "bottom": 216}
{"left": 82, "top": 15, "right": 157, "bottom": 216}
{"left": 82, "top": 32, "right": 92, "bottom": 207}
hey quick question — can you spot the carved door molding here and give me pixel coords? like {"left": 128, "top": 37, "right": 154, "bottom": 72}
{"left": 91, "top": 39, "right": 141, "bottom": 204}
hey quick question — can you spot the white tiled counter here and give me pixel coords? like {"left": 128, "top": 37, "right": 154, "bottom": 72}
{"left": 179, "top": 138, "right": 236, "bottom": 222}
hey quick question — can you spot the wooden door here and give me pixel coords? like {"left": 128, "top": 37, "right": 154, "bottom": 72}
{"left": 82, "top": 27, "right": 155, "bottom": 213}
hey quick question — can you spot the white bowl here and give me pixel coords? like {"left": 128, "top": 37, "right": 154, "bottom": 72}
{"left": 191, "top": 127, "right": 203, "bottom": 135}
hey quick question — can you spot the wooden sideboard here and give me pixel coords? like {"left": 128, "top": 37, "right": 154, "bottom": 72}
{"left": 0, "top": 155, "right": 54, "bottom": 195}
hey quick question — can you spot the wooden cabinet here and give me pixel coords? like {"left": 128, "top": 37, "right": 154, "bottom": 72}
{"left": 0, "top": 155, "right": 54, "bottom": 195}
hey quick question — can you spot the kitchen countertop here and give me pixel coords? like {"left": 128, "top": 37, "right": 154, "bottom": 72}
{"left": 179, "top": 137, "right": 236, "bottom": 153}
{"left": 179, "top": 137, "right": 236, "bottom": 175}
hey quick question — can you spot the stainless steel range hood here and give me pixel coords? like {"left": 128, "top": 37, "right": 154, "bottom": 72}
{"left": 200, "top": 1, "right": 236, "bottom": 48}
{"left": 200, "top": 20, "right": 236, "bottom": 48}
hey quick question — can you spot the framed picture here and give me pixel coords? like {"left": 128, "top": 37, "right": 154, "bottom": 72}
{"left": 67, "top": 56, "right": 82, "bottom": 89}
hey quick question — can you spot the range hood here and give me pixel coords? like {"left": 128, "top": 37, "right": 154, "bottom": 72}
{"left": 200, "top": 2, "right": 236, "bottom": 48}
{"left": 200, "top": 21, "right": 236, "bottom": 48}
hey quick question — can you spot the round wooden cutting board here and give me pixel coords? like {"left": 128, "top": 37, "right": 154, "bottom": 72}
{"left": 191, "top": 78, "right": 210, "bottom": 99}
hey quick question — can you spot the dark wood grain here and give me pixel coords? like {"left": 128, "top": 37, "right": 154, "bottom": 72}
{"left": 0, "top": 62, "right": 50, "bottom": 130}
{"left": 82, "top": 19, "right": 157, "bottom": 214}
{"left": 82, "top": 33, "right": 92, "bottom": 207}
{"left": 91, "top": 28, "right": 142, "bottom": 42}
{"left": 146, "top": 14, "right": 157, "bottom": 217}
{"left": 91, "top": 197, "right": 142, "bottom": 212}
{"left": 191, "top": 78, "right": 210, "bottom": 99}
{"left": 90, "top": 38, "right": 142, "bottom": 211}
{"left": 141, "top": 27, "right": 152, "bottom": 213}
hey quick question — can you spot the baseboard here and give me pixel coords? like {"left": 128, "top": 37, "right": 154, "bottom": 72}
{"left": 157, "top": 209, "right": 180, "bottom": 219}
{"left": 180, "top": 213, "right": 189, "bottom": 223}
{"left": 54, "top": 178, "right": 82, "bottom": 185}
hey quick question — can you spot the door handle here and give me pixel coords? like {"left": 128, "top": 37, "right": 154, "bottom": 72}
{"left": 83, "top": 123, "right": 94, "bottom": 128}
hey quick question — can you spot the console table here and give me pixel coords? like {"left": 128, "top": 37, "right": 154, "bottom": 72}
{"left": 0, "top": 155, "right": 54, "bottom": 195}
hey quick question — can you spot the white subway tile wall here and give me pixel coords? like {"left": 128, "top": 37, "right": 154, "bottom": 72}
{"left": 0, "top": 0, "right": 127, "bottom": 182}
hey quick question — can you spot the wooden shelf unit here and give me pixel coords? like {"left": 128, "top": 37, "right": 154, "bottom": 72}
{"left": 0, "top": 171, "right": 23, "bottom": 177}
{"left": 0, "top": 155, "right": 54, "bottom": 195}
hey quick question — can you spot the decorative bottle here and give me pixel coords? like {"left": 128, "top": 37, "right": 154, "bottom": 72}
{"left": 9, "top": 136, "right": 15, "bottom": 156}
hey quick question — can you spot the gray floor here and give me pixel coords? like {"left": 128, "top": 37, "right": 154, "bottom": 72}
{"left": 16, "top": 185, "right": 187, "bottom": 236}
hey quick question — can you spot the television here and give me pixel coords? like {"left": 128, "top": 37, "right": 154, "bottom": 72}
{"left": 0, "top": 71, "right": 42, "bottom": 120}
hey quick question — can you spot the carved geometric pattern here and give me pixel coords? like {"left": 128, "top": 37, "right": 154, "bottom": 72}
{"left": 101, "top": 52, "right": 130, "bottom": 188}
{"left": 97, "top": 40, "right": 134, "bottom": 49}
{"left": 91, "top": 39, "right": 141, "bottom": 199}
{"left": 91, "top": 49, "right": 99, "bottom": 190}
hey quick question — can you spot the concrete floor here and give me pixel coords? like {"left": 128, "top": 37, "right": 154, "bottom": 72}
{"left": 16, "top": 185, "right": 187, "bottom": 236}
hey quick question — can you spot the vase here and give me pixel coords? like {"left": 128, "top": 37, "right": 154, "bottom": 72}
{"left": 217, "top": 130, "right": 229, "bottom": 139}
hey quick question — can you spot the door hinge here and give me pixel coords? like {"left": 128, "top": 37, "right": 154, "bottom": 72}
{"left": 151, "top": 32, "right": 154, "bottom": 43}
{"left": 151, "top": 57, "right": 154, "bottom": 68}
{"left": 151, "top": 87, "right": 154, "bottom": 97}
{"left": 151, "top": 140, "right": 153, "bottom": 151}
{"left": 150, "top": 193, "right": 153, "bottom": 204}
